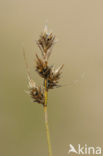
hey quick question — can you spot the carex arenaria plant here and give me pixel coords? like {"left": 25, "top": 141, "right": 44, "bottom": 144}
{"left": 24, "top": 26, "right": 63, "bottom": 156}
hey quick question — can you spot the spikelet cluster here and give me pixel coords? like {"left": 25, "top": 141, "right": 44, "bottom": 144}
{"left": 28, "top": 26, "right": 63, "bottom": 105}
{"left": 27, "top": 77, "right": 45, "bottom": 105}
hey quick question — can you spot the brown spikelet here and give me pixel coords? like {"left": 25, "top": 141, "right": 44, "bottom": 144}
{"left": 37, "top": 26, "right": 55, "bottom": 60}
{"left": 36, "top": 54, "right": 51, "bottom": 79}
{"left": 47, "top": 65, "right": 64, "bottom": 89}
{"left": 30, "top": 86, "right": 45, "bottom": 105}
{"left": 37, "top": 32, "right": 55, "bottom": 53}
{"left": 27, "top": 77, "right": 45, "bottom": 105}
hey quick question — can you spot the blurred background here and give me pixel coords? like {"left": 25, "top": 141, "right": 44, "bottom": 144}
{"left": 0, "top": 0, "right": 103, "bottom": 156}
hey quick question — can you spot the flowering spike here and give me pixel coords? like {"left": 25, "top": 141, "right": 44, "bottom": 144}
{"left": 25, "top": 26, "right": 63, "bottom": 103}
{"left": 24, "top": 26, "right": 64, "bottom": 156}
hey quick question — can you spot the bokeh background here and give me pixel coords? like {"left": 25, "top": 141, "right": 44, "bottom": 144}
{"left": 0, "top": 0, "right": 103, "bottom": 156}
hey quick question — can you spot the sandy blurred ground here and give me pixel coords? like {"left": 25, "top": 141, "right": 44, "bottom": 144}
{"left": 0, "top": 0, "right": 103, "bottom": 156}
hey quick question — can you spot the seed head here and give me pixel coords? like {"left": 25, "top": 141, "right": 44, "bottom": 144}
{"left": 29, "top": 87, "right": 45, "bottom": 105}
{"left": 36, "top": 54, "right": 51, "bottom": 79}
{"left": 28, "top": 77, "right": 45, "bottom": 105}
{"left": 37, "top": 26, "right": 55, "bottom": 60}
{"left": 47, "top": 65, "right": 64, "bottom": 89}
{"left": 24, "top": 26, "right": 63, "bottom": 106}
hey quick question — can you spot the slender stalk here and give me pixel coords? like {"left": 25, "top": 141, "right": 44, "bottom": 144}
{"left": 44, "top": 79, "right": 52, "bottom": 156}
{"left": 25, "top": 27, "right": 63, "bottom": 156}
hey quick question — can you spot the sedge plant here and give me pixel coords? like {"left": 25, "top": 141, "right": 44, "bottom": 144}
{"left": 24, "top": 26, "right": 63, "bottom": 156}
